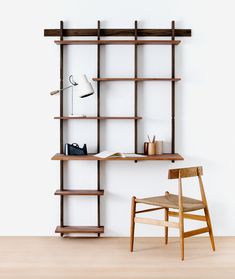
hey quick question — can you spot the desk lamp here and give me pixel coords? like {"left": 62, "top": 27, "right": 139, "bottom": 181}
{"left": 50, "top": 74, "right": 94, "bottom": 115}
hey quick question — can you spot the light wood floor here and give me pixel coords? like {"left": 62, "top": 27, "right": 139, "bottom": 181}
{"left": 0, "top": 237, "right": 234, "bottom": 279}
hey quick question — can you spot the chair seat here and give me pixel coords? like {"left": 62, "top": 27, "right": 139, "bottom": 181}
{"left": 136, "top": 193, "right": 205, "bottom": 212}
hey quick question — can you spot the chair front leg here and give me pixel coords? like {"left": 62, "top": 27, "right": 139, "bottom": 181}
{"left": 130, "top": 196, "right": 136, "bottom": 252}
{"left": 179, "top": 209, "right": 184, "bottom": 261}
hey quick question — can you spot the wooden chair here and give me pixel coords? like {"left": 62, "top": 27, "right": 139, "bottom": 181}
{"left": 130, "top": 166, "right": 215, "bottom": 260}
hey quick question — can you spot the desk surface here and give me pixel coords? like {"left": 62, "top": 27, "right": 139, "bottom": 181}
{"left": 51, "top": 153, "right": 184, "bottom": 161}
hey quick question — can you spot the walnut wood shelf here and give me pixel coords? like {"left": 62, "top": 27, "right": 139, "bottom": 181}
{"left": 55, "top": 40, "right": 181, "bottom": 45}
{"left": 55, "top": 190, "right": 104, "bottom": 196}
{"left": 45, "top": 28, "right": 191, "bottom": 37}
{"left": 93, "top": 78, "right": 181, "bottom": 82}
{"left": 52, "top": 153, "right": 184, "bottom": 161}
{"left": 55, "top": 226, "right": 104, "bottom": 234}
{"left": 54, "top": 116, "right": 142, "bottom": 120}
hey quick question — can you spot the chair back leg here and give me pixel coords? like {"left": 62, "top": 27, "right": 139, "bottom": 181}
{"left": 130, "top": 196, "right": 136, "bottom": 252}
{"left": 164, "top": 208, "right": 169, "bottom": 244}
{"left": 197, "top": 168, "right": 216, "bottom": 251}
{"left": 204, "top": 207, "right": 216, "bottom": 251}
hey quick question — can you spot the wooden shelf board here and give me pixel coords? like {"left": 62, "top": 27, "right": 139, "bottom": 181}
{"left": 55, "top": 226, "right": 104, "bottom": 234}
{"left": 93, "top": 77, "right": 181, "bottom": 82}
{"left": 55, "top": 40, "right": 181, "bottom": 45}
{"left": 55, "top": 189, "right": 104, "bottom": 196}
{"left": 54, "top": 116, "right": 142, "bottom": 120}
{"left": 51, "top": 153, "right": 184, "bottom": 161}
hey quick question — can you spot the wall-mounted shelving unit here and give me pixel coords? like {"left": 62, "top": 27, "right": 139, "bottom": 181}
{"left": 44, "top": 20, "right": 191, "bottom": 237}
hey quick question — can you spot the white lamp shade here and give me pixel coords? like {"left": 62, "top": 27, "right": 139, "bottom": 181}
{"left": 77, "top": 74, "right": 94, "bottom": 98}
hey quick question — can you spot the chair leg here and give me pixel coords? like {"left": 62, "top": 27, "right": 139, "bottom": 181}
{"left": 204, "top": 207, "right": 216, "bottom": 251}
{"left": 130, "top": 196, "right": 136, "bottom": 252}
{"left": 179, "top": 210, "right": 184, "bottom": 261}
{"left": 164, "top": 208, "right": 169, "bottom": 244}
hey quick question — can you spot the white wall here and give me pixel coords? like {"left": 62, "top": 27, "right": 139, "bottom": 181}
{"left": 0, "top": 0, "right": 234, "bottom": 236}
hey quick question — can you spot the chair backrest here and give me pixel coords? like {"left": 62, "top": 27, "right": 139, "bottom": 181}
{"left": 168, "top": 166, "right": 203, "bottom": 179}
{"left": 168, "top": 166, "right": 208, "bottom": 208}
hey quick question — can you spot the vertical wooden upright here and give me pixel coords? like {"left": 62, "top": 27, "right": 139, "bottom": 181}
{"left": 97, "top": 20, "right": 101, "bottom": 237}
{"left": 134, "top": 21, "right": 138, "bottom": 156}
{"left": 59, "top": 20, "right": 64, "bottom": 236}
{"left": 171, "top": 20, "right": 176, "bottom": 156}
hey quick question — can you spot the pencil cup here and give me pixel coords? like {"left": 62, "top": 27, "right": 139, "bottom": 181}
{"left": 156, "top": 140, "right": 163, "bottom": 155}
{"left": 144, "top": 142, "right": 149, "bottom": 155}
{"left": 148, "top": 143, "right": 156, "bottom": 155}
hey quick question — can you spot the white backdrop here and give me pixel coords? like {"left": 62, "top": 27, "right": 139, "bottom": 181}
{"left": 0, "top": 0, "right": 234, "bottom": 236}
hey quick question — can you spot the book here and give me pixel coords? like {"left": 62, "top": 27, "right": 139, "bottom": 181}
{"left": 94, "top": 151, "right": 146, "bottom": 159}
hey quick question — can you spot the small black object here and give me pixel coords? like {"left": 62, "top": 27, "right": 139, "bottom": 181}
{"left": 64, "top": 143, "right": 88, "bottom": 156}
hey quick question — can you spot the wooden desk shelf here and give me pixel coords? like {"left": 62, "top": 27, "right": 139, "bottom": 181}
{"left": 45, "top": 20, "right": 191, "bottom": 237}
{"left": 52, "top": 153, "right": 184, "bottom": 161}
